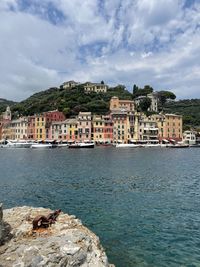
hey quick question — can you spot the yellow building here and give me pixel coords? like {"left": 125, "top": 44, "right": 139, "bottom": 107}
{"left": 66, "top": 118, "right": 78, "bottom": 141}
{"left": 35, "top": 115, "right": 46, "bottom": 140}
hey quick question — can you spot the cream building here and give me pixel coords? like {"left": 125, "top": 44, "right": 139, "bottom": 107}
{"left": 138, "top": 115, "right": 159, "bottom": 141}
{"left": 183, "top": 130, "right": 196, "bottom": 145}
{"left": 61, "top": 81, "right": 80, "bottom": 89}
{"left": 84, "top": 82, "right": 108, "bottom": 93}
{"left": 77, "top": 112, "right": 92, "bottom": 141}
{"left": 2, "top": 117, "right": 28, "bottom": 140}
{"left": 134, "top": 93, "right": 158, "bottom": 112}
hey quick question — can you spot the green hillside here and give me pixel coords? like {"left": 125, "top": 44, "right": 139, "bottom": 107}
{"left": 2, "top": 84, "right": 199, "bottom": 129}
{"left": 11, "top": 84, "right": 132, "bottom": 117}
{"left": 163, "top": 99, "right": 200, "bottom": 128}
{"left": 0, "top": 98, "right": 17, "bottom": 113}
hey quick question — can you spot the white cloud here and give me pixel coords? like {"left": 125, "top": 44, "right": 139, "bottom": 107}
{"left": 0, "top": 0, "right": 199, "bottom": 101}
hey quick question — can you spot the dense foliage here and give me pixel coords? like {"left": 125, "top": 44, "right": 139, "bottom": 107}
{"left": 0, "top": 98, "right": 17, "bottom": 113}
{"left": 163, "top": 99, "right": 200, "bottom": 128}
{"left": 10, "top": 84, "right": 132, "bottom": 117}
{"left": 1, "top": 85, "right": 199, "bottom": 129}
{"left": 132, "top": 84, "right": 153, "bottom": 98}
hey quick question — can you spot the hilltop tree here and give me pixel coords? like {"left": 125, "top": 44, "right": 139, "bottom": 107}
{"left": 138, "top": 97, "right": 152, "bottom": 112}
{"left": 133, "top": 84, "right": 139, "bottom": 94}
{"left": 157, "top": 91, "right": 176, "bottom": 108}
{"left": 132, "top": 84, "right": 154, "bottom": 98}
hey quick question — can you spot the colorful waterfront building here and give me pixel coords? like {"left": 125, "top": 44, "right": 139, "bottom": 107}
{"left": 149, "top": 113, "right": 183, "bottom": 142}
{"left": 77, "top": 112, "right": 92, "bottom": 141}
{"left": 35, "top": 110, "right": 65, "bottom": 140}
{"left": 2, "top": 122, "right": 15, "bottom": 140}
{"left": 92, "top": 115, "right": 113, "bottom": 144}
{"left": 111, "top": 110, "right": 129, "bottom": 144}
{"left": 27, "top": 116, "right": 36, "bottom": 140}
{"left": 35, "top": 114, "right": 46, "bottom": 141}
{"left": 50, "top": 120, "right": 69, "bottom": 141}
{"left": 66, "top": 118, "right": 78, "bottom": 141}
{"left": 2, "top": 117, "right": 28, "bottom": 140}
{"left": 183, "top": 130, "right": 196, "bottom": 145}
{"left": 138, "top": 115, "right": 159, "bottom": 141}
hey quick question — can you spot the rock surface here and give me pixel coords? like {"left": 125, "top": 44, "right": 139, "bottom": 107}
{"left": 0, "top": 206, "right": 114, "bottom": 267}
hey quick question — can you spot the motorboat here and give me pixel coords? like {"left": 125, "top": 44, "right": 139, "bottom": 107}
{"left": 0, "top": 140, "right": 35, "bottom": 148}
{"left": 68, "top": 142, "right": 95, "bottom": 148}
{"left": 31, "top": 143, "right": 52, "bottom": 149}
{"left": 116, "top": 143, "right": 140, "bottom": 148}
{"left": 143, "top": 143, "right": 161, "bottom": 148}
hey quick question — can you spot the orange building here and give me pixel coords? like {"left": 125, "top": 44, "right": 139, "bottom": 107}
{"left": 110, "top": 96, "right": 135, "bottom": 112}
{"left": 150, "top": 113, "right": 183, "bottom": 141}
{"left": 92, "top": 115, "right": 113, "bottom": 144}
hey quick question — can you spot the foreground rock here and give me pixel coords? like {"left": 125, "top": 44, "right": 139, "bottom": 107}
{"left": 0, "top": 206, "right": 114, "bottom": 267}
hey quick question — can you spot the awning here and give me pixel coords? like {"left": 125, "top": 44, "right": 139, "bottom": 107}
{"left": 170, "top": 139, "right": 176, "bottom": 142}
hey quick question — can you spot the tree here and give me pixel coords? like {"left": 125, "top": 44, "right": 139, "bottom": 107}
{"left": 132, "top": 85, "right": 154, "bottom": 98}
{"left": 101, "top": 80, "right": 104, "bottom": 84}
{"left": 139, "top": 97, "right": 152, "bottom": 112}
{"left": 157, "top": 91, "right": 176, "bottom": 107}
{"left": 133, "top": 84, "right": 139, "bottom": 95}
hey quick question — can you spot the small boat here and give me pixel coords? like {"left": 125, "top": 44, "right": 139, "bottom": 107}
{"left": 116, "top": 144, "right": 140, "bottom": 148}
{"left": 170, "top": 144, "right": 189, "bottom": 148}
{"left": 68, "top": 142, "right": 94, "bottom": 148}
{"left": 189, "top": 144, "right": 200, "bottom": 148}
{"left": 31, "top": 143, "right": 52, "bottom": 149}
{"left": 143, "top": 143, "right": 161, "bottom": 148}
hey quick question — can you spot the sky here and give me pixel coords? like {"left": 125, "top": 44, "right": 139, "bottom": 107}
{"left": 0, "top": 0, "right": 200, "bottom": 101}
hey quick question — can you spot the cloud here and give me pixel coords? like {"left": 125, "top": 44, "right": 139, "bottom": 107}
{"left": 0, "top": 0, "right": 199, "bottom": 101}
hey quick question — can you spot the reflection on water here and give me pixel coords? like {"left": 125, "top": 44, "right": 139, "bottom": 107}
{"left": 0, "top": 147, "right": 200, "bottom": 267}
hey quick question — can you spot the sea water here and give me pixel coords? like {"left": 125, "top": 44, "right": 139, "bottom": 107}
{"left": 0, "top": 147, "right": 200, "bottom": 267}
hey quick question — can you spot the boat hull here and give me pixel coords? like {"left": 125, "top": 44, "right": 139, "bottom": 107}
{"left": 31, "top": 144, "right": 52, "bottom": 149}
{"left": 68, "top": 143, "right": 94, "bottom": 148}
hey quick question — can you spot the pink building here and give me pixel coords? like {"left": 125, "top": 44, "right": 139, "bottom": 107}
{"left": 27, "top": 116, "right": 36, "bottom": 140}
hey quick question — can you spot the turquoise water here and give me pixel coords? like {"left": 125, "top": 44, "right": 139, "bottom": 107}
{"left": 0, "top": 147, "right": 200, "bottom": 267}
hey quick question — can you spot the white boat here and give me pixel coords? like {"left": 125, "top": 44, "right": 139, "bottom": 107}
{"left": 116, "top": 144, "right": 140, "bottom": 148}
{"left": 143, "top": 143, "right": 161, "bottom": 148}
{"left": 31, "top": 143, "right": 52, "bottom": 149}
{"left": 68, "top": 142, "right": 95, "bottom": 148}
{"left": 0, "top": 140, "right": 34, "bottom": 148}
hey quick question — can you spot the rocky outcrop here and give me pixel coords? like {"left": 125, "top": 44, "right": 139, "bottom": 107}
{"left": 0, "top": 206, "right": 114, "bottom": 267}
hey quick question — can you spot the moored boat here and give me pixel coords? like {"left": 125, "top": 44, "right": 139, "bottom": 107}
{"left": 68, "top": 142, "right": 95, "bottom": 148}
{"left": 0, "top": 140, "right": 35, "bottom": 148}
{"left": 169, "top": 144, "right": 189, "bottom": 148}
{"left": 116, "top": 143, "right": 140, "bottom": 148}
{"left": 31, "top": 143, "right": 52, "bottom": 149}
